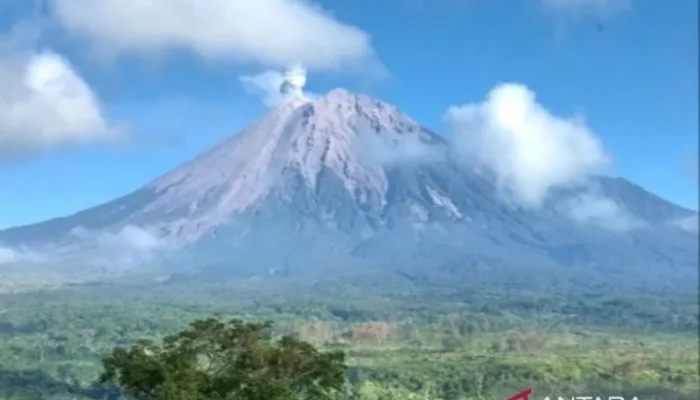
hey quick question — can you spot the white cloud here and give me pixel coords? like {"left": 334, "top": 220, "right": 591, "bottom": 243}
{"left": 0, "top": 225, "right": 167, "bottom": 268}
{"left": 0, "top": 247, "right": 18, "bottom": 264}
{"left": 0, "top": 245, "right": 46, "bottom": 265}
{"left": 97, "top": 225, "right": 166, "bottom": 251}
{"left": 360, "top": 130, "right": 443, "bottom": 167}
{"left": 541, "top": 0, "right": 632, "bottom": 17}
{"left": 562, "top": 192, "right": 644, "bottom": 232}
{"left": 50, "top": 0, "right": 379, "bottom": 71}
{"left": 669, "top": 214, "right": 698, "bottom": 234}
{"left": 71, "top": 224, "right": 166, "bottom": 252}
{"left": 445, "top": 83, "right": 610, "bottom": 208}
{"left": 63, "top": 224, "right": 168, "bottom": 268}
{"left": 0, "top": 49, "right": 116, "bottom": 160}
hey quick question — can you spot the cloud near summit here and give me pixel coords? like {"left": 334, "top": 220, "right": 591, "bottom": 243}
{"left": 445, "top": 83, "right": 611, "bottom": 209}
{"left": 1, "top": 0, "right": 380, "bottom": 161}
{"left": 444, "top": 83, "right": 648, "bottom": 232}
{"left": 50, "top": 0, "right": 380, "bottom": 71}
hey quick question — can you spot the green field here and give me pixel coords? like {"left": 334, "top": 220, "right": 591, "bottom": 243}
{"left": 0, "top": 280, "right": 697, "bottom": 399}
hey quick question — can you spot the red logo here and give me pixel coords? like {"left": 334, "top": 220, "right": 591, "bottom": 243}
{"left": 506, "top": 388, "right": 533, "bottom": 400}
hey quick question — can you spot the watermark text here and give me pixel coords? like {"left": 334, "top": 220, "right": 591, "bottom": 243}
{"left": 507, "top": 388, "right": 640, "bottom": 400}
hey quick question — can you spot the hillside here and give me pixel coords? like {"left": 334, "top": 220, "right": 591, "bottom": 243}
{"left": 0, "top": 89, "right": 696, "bottom": 294}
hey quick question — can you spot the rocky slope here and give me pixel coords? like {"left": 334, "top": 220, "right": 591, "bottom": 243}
{"left": 0, "top": 89, "right": 696, "bottom": 292}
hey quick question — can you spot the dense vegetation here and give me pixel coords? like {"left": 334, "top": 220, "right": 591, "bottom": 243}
{"left": 99, "top": 318, "right": 347, "bottom": 399}
{"left": 0, "top": 279, "right": 697, "bottom": 399}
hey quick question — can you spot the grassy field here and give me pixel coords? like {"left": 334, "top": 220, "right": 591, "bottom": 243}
{"left": 0, "top": 280, "right": 697, "bottom": 399}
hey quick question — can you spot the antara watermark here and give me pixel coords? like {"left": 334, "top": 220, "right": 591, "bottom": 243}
{"left": 507, "top": 388, "right": 640, "bottom": 400}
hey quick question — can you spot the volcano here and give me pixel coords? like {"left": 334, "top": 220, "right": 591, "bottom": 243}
{"left": 0, "top": 89, "right": 697, "bottom": 292}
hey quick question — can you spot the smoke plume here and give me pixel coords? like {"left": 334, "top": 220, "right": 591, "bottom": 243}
{"left": 241, "top": 64, "right": 313, "bottom": 107}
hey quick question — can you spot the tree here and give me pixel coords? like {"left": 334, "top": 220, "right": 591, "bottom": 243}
{"left": 99, "top": 318, "right": 348, "bottom": 400}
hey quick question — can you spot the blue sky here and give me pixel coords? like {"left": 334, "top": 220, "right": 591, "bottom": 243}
{"left": 0, "top": 0, "right": 697, "bottom": 229}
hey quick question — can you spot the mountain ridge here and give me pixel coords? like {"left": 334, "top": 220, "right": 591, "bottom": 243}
{"left": 0, "top": 89, "right": 694, "bottom": 235}
{"left": 0, "top": 88, "right": 696, "bottom": 293}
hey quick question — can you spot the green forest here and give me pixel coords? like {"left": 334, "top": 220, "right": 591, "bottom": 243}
{"left": 0, "top": 279, "right": 697, "bottom": 400}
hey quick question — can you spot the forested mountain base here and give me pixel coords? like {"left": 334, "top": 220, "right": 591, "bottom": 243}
{"left": 0, "top": 280, "right": 697, "bottom": 399}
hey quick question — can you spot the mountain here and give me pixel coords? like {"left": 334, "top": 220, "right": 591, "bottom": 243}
{"left": 0, "top": 89, "right": 697, "bottom": 293}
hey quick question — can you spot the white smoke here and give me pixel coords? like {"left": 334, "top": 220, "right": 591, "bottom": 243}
{"left": 280, "top": 64, "right": 307, "bottom": 96}
{"left": 241, "top": 64, "right": 314, "bottom": 107}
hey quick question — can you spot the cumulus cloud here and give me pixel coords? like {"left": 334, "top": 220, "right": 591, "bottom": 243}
{"left": 240, "top": 65, "right": 315, "bottom": 107}
{"left": 541, "top": 0, "right": 632, "bottom": 16}
{"left": 445, "top": 83, "right": 610, "bottom": 208}
{"left": 0, "top": 49, "right": 117, "bottom": 160}
{"left": 49, "top": 0, "right": 379, "bottom": 71}
{"left": 561, "top": 192, "right": 644, "bottom": 232}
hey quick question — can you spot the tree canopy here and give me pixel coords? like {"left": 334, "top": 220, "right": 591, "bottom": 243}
{"left": 99, "top": 318, "right": 348, "bottom": 400}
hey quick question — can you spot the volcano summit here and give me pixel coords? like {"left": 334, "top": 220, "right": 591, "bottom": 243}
{"left": 0, "top": 89, "right": 697, "bottom": 293}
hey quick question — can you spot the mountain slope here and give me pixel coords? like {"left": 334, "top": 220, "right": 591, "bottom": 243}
{"left": 0, "top": 89, "right": 696, "bottom": 293}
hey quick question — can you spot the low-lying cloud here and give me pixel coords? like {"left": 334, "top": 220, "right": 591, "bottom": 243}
{"left": 0, "top": 224, "right": 168, "bottom": 267}
{"left": 669, "top": 214, "right": 698, "bottom": 234}
{"left": 561, "top": 192, "right": 644, "bottom": 232}
{"left": 36, "top": 224, "right": 169, "bottom": 271}
{"left": 445, "top": 82, "right": 611, "bottom": 209}
{"left": 0, "top": 245, "right": 46, "bottom": 265}
{"left": 71, "top": 224, "right": 168, "bottom": 253}
{"left": 359, "top": 130, "right": 443, "bottom": 167}
{"left": 0, "top": 247, "right": 18, "bottom": 264}
{"left": 95, "top": 225, "right": 167, "bottom": 252}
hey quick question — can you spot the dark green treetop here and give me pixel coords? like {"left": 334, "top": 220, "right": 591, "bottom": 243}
{"left": 100, "top": 318, "right": 348, "bottom": 400}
